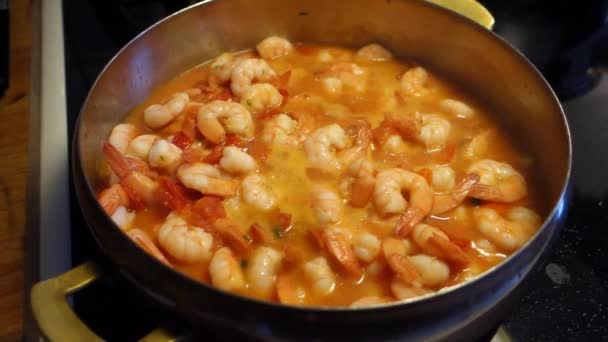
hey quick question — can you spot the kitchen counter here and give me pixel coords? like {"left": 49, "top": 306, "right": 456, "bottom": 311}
{"left": 0, "top": 0, "right": 31, "bottom": 340}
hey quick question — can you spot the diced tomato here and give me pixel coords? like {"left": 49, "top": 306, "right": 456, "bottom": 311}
{"left": 224, "top": 134, "right": 246, "bottom": 148}
{"left": 157, "top": 178, "right": 193, "bottom": 210}
{"left": 192, "top": 196, "right": 226, "bottom": 223}
{"left": 209, "top": 87, "right": 235, "bottom": 102}
{"left": 203, "top": 146, "right": 224, "bottom": 164}
{"left": 182, "top": 146, "right": 205, "bottom": 164}
{"left": 294, "top": 43, "right": 316, "bottom": 55}
{"left": 271, "top": 211, "right": 292, "bottom": 230}
{"left": 371, "top": 123, "right": 397, "bottom": 146}
{"left": 249, "top": 223, "right": 273, "bottom": 244}
{"left": 417, "top": 167, "right": 432, "bottom": 184}
{"left": 172, "top": 133, "right": 195, "bottom": 150}
{"left": 246, "top": 139, "right": 269, "bottom": 163}
{"left": 310, "top": 230, "right": 325, "bottom": 248}
{"left": 432, "top": 143, "right": 457, "bottom": 164}
{"left": 181, "top": 110, "right": 198, "bottom": 139}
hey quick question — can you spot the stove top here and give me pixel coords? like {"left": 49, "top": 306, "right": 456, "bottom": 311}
{"left": 31, "top": 0, "right": 608, "bottom": 340}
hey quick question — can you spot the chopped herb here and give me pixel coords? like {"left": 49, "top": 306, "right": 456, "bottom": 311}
{"left": 240, "top": 260, "right": 248, "bottom": 268}
{"left": 160, "top": 155, "right": 165, "bottom": 161}
{"left": 273, "top": 227, "right": 285, "bottom": 239}
{"left": 243, "top": 234, "right": 252, "bottom": 241}
{"left": 470, "top": 198, "right": 482, "bottom": 206}
{"left": 246, "top": 100, "right": 253, "bottom": 107}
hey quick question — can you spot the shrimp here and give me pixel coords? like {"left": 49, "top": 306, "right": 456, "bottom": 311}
{"left": 356, "top": 43, "right": 393, "bottom": 61}
{"left": 144, "top": 92, "right": 190, "bottom": 129}
{"left": 261, "top": 113, "right": 300, "bottom": 147}
{"left": 177, "top": 163, "right": 237, "bottom": 197}
{"left": 157, "top": 212, "right": 214, "bottom": 263}
{"left": 256, "top": 36, "right": 293, "bottom": 60}
{"left": 441, "top": 98, "right": 475, "bottom": 119}
{"left": 241, "top": 174, "right": 277, "bottom": 211}
{"left": 126, "top": 134, "right": 158, "bottom": 160}
{"left": 430, "top": 166, "right": 455, "bottom": 192}
{"left": 464, "top": 130, "right": 492, "bottom": 160}
{"left": 399, "top": 66, "right": 430, "bottom": 97}
{"left": 347, "top": 160, "right": 376, "bottom": 208}
{"left": 467, "top": 159, "right": 527, "bottom": 203}
{"left": 231, "top": 58, "right": 277, "bottom": 97}
{"left": 303, "top": 257, "right": 336, "bottom": 295}
{"left": 110, "top": 206, "right": 135, "bottom": 230}
{"left": 310, "top": 187, "right": 343, "bottom": 224}
{"left": 126, "top": 228, "right": 171, "bottom": 266}
{"left": 383, "top": 112, "right": 451, "bottom": 151}
{"left": 382, "top": 237, "right": 421, "bottom": 286}
{"left": 276, "top": 274, "right": 307, "bottom": 305}
{"left": 98, "top": 184, "right": 129, "bottom": 215}
{"left": 197, "top": 100, "right": 254, "bottom": 144}
{"left": 121, "top": 172, "right": 159, "bottom": 204}
{"left": 431, "top": 173, "right": 482, "bottom": 215}
{"left": 304, "top": 124, "right": 348, "bottom": 172}
{"left": 148, "top": 139, "right": 182, "bottom": 172}
{"left": 240, "top": 83, "right": 282, "bottom": 115}
{"left": 408, "top": 254, "right": 450, "bottom": 287}
{"left": 108, "top": 123, "right": 137, "bottom": 154}
{"left": 322, "top": 227, "right": 362, "bottom": 277}
{"left": 373, "top": 169, "right": 433, "bottom": 236}
{"left": 209, "top": 53, "right": 237, "bottom": 84}
{"left": 350, "top": 296, "right": 392, "bottom": 308}
{"left": 473, "top": 206, "right": 541, "bottom": 251}
{"left": 353, "top": 232, "right": 381, "bottom": 263}
{"left": 246, "top": 246, "right": 284, "bottom": 297}
{"left": 338, "top": 118, "right": 372, "bottom": 167}
{"left": 209, "top": 247, "right": 246, "bottom": 291}
{"left": 317, "top": 62, "right": 367, "bottom": 93}
{"left": 219, "top": 146, "right": 257, "bottom": 174}
{"left": 411, "top": 223, "right": 469, "bottom": 266}
{"left": 391, "top": 279, "right": 431, "bottom": 300}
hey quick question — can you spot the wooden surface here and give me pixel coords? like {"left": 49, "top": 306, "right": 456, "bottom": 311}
{"left": 0, "top": 0, "right": 31, "bottom": 340}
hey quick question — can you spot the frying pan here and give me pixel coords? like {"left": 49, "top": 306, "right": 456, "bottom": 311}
{"left": 31, "top": 0, "right": 571, "bottom": 340}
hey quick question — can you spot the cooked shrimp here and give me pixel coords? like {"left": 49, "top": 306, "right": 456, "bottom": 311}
{"left": 338, "top": 118, "right": 372, "bottom": 167}
{"left": 121, "top": 172, "right": 159, "bottom": 204}
{"left": 317, "top": 62, "right": 367, "bottom": 93}
{"left": 158, "top": 212, "right": 214, "bottom": 263}
{"left": 347, "top": 160, "right": 376, "bottom": 208}
{"left": 261, "top": 113, "right": 300, "bottom": 147}
{"left": 464, "top": 130, "right": 491, "bottom": 160}
{"left": 103, "top": 141, "right": 158, "bottom": 181}
{"left": 473, "top": 206, "right": 541, "bottom": 251}
{"left": 209, "top": 247, "right": 246, "bottom": 291}
{"left": 303, "top": 257, "right": 336, "bottom": 295}
{"left": 322, "top": 227, "right": 362, "bottom": 277}
{"left": 382, "top": 237, "right": 421, "bottom": 286}
{"left": 373, "top": 169, "right": 433, "bottom": 236}
{"left": 231, "top": 58, "right": 277, "bottom": 97}
{"left": 441, "top": 98, "right": 474, "bottom": 119}
{"left": 98, "top": 184, "right": 129, "bottom": 215}
{"left": 240, "top": 83, "right": 282, "bottom": 115}
{"left": 126, "top": 228, "right": 171, "bottom": 266}
{"left": 467, "top": 159, "right": 527, "bottom": 203}
{"left": 356, "top": 43, "right": 392, "bottom": 61}
{"left": 408, "top": 254, "right": 450, "bottom": 287}
{"left": 108, "top": 123, "right": 137, "bottom": 154}
{"left": 276, "top": 274, "right": 307, "bottom": 305}
{"left": 304, "top": 124, "right": 348, "bottom": 172}
{"left": 431, "top": 173, "right": 481, "bottom": 215}
{"left": 110, "top": 206, "right": 135, "bottom": 230}
{"left": 399, "top": 66, "right": 430, "bottom": 97}
{"left": 209, "top": 52, "right": 236, "bottom": 84}
{"left": 197, "top": 100, "right": 254, "bottom": 144}
{"left": 353, "top": 232, "right": 381, "bottom": 263}
{"left": 148, "top": 139, "right": 182, "bottom": 172}
{"left": 127, "top": 134, "right": 158, "bottom": 160}
{"left": 177, "top": 163, "right": 237, "bottom": 197}
{"left": 144, "top": 92, "right": 190, "bottom": 129}
{"left": 350, "top": 296, "right": 392, "bottom": 307}
{"left": 430, "top": 166, "right": 455, "bottom": 192}
{"left": 310, "top": 187, "right": 343, "bottom": 224}
{"left": 256, "top": 36, "right": 293, "bottom": 60}
{"left": 411, "top": 223, "right": 469, "bottom": 266}
{"left": 219, "top": 146, "right": 257, "bottom": 174}
{"left": 383, "top": 112, "right": 451, "bottom": 151}
{"left": 241, "top": 174, "right": 276, "bottom": 211}
{"left": 391, "top": 279, "right": 431, "bottom": 300}
{"left": 246, "top": 246, "right": 284, "bottom": 297}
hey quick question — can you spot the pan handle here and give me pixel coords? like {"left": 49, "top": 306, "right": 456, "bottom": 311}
{"left": 31, "top": 261, "right": 178, "bottom": 342}
{"left": 427, "top": 0, "right": 495, "bottom": 29}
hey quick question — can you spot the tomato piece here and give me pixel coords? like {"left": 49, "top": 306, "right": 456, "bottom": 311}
{"left": 157, "top": 178, "right": 193, "bottom": 210}
{"left": 417, "top": 167, "right": 433, "bottom": 184}
{"left": 181, "top": 110, "right": 198, "bottom": 139}
{"left": 203, "top": 146, "right": 224, "bottom": 164}
{"left": 192, "top": 196, "right": 226, "bottom": 223}
{"left": 258, "top": 107, "right": 282, "bottom": 120}
{"left": 182, "top": 146, "right": 205, "bottom": 164}
{"left": 246, "top": 139, "right": 269, "bottom": 163}
{"left": 172, "top": 133, "right": 195, "bottom": 150}
{"left": 224, "top": 134, "right": 246, "bottom": 148}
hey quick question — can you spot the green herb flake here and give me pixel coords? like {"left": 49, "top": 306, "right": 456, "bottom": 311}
{"left": 159, "top": 155, "right": 165, "bottom": 161}
{"left": 246, "top": 100, "right": 253, "bottom": 107}
{"left": 240, "top": 260, "right": 248, "bottom": 268}
{"left": 272, "top": 227, "right": 285, "bottom": 239}
{"left": 470, "top": 198, "right": 482, "bottom": 207}
{"left": 243, "top": 234, "right": 252, "bottom": 241}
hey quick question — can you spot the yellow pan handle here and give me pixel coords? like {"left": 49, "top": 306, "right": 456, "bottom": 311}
{"left": 426, "top": 0, "right": 495, "bottom": 29}
{"left": 31, "top": 261, "right": 177, "bottom": 342}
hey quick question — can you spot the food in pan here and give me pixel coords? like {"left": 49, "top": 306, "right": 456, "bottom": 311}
{"left": 97, "top": 36, "right": 541, "bottom": 307}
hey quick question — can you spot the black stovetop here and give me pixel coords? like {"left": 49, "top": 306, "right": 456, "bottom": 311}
{"left": 63, "top": 0, "right": 608, "bottom": 340}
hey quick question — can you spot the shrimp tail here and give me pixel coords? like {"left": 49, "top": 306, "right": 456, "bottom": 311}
{"left": 126, "top": 229, "right": 172, "bottom": 266}
{"left": 394, "top": 205, "right": 426, "bottom": 238}
{"left": 103, "top": 142, "right": 158, "bottom": 179}
{"left": 469, "top": 183, "right": 504, "bottom": 201}
{"left": 428, "top": 232, "right": 469, "bottom": 267}
{"left": 431, "top": 173, "right": 480, "bottom": 215}
{"left": 322, "top": 229, "right": 362, "bottom": 277}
